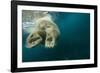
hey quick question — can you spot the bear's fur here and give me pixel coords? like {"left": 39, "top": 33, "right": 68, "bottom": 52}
{"left": 26, "top": 11, "right": 60, "bottom": 48}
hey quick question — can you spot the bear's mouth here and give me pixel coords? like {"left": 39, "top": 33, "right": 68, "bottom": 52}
{"left": 29, "top": 37, "right": 40, "bottom": 44}
{"left": 26, "top": 37, "right": 42, "bottom": 48}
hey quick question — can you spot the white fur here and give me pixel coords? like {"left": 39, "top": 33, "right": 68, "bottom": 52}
{"left": 26, "top": 11, "right": 60, "bottom": 48}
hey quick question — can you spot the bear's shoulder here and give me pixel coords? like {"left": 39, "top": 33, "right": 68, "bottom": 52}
{"left": 36, "top": 15, "right": 52, "bottom": 23}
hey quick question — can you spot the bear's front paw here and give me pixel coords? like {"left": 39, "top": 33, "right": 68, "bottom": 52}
{"left": 45, "top": 37, "right": 55, "bottom": 48}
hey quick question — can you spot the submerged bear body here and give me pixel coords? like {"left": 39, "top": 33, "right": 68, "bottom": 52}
{"left": 26, "top": 11, "right": 60, "bottom": 48}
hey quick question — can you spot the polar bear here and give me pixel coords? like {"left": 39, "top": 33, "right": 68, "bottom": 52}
{"left": 26, "top": 11, "right": 60, "bottom": 48}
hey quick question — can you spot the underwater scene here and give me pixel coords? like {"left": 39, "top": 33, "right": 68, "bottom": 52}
{"left": 22, "top": 10, "right": 90, "bottom": 62}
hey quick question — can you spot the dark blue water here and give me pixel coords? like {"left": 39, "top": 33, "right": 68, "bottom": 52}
{"left": 22, "top": 12, "right": 90, "bottom": 62}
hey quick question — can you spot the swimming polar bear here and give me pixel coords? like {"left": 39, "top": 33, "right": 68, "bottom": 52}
{"left": 26, "top": 11, "right": 60, "bottom": 48}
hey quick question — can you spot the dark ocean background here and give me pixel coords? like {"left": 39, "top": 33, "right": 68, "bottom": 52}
{"left": 22, "top": 11, "right": 90, "bottom": 62}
